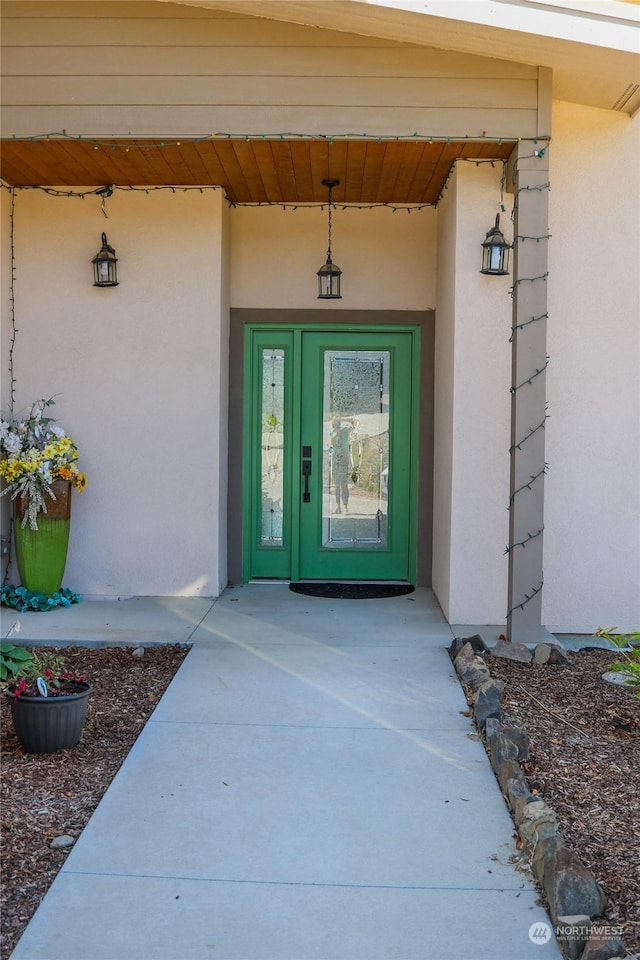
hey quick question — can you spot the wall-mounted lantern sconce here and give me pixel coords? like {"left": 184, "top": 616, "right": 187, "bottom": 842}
{"left": 481, "top": 214, "right": 511, "bottom": 276}
{"left": 317, "top": 179, "right": 342, "bottom": 299}
{"left": 92, "top": 232, "right": 119, "bottom": 287}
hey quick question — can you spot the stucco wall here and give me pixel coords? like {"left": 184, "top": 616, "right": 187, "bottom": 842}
{"left": 0, "top": 193, "right": 436, "bottom": 599}
{"left": 433, "top": 109, "right": 640, "bottom": 633}
{"left": 432, "top": 169, "right": 456, "bottom": 616}
{"left": 0, "top": 186, "right": 228, "bottom": 598}
{"left": 434, "top": 162, "right": 512, "bottom": 624}
{"left": 229, "top": 205, "right": 437, "bottom": 311}
{"left": 2, "top": 105, "right": 638, "bottom": 626}
{"left": 544, "top": 102, "right": 640, "bottom": 633}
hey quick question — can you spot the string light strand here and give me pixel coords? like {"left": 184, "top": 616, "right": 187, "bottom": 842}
{"left": 509, "top": 415, "right": 549, "bottom": 454}
{"left": 509, "top": 358, "right": 550, "bottom": 393}
{"left": 3, "top": 187, "right": 17, "bottom": 585}
{"left": 7, "top": 187, "right": 17, "bottom": 413}
{"left": 513, "top": 234, "right": 552, "bottom": 244}
{"left": 506, "top": 580, "right": 544, "bottom": 618}
{"left": 504, "top": 526, "right": 544, "bottom": 555}
{"left": 514, "top": 182, "right": 551, "bottom": 198}
{"left": 509, "top": 312, "right": 548, "bottom": 342}
{"left": 511, "top": 272, "right": 549, "bottom": 290}
{"left": 7, "top": 129, "right": 551, "bottom": 147}
{"left": 0, "top": 181, "right": 434, "bottom": 211}
{"left": 507, "top": 465, "right": 549, "bottom": 508}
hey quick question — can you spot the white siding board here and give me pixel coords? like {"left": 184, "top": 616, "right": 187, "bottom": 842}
{"left": 5, "top": 105, "right": 539, "bottom": 139}
{"left": 4, "top": 77, "right": 538, "bottom": 110}
{"left": 2, "top": 47, "right": 538, "bottom": 80}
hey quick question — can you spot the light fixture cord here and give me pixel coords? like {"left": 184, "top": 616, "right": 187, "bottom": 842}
{"left": 8, "top": 187, "right": 17, "bottom": 413}
{"left": 3, "top": 187, "right": 17, "bottom": 585}
{"left": 326, "top": 183, "right": 333, "bottom": 261}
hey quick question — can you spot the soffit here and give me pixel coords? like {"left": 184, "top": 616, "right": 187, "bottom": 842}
{"left": 170, "top": 0, "right": 640, "bottom": 115}
{"left": 0, "top": 137, "right": 514, "bottom": 203}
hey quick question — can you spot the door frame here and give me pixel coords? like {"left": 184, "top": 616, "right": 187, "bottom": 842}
{"left": 228, "top": 310, "right": 435, "bottom": 585}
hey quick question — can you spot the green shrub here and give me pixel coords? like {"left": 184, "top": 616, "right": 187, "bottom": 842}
{"left": 595, "top": 627, "right": 640, "bottom": 698}
{"left": 0, "top": 643, "right": 33, "bottom": 683}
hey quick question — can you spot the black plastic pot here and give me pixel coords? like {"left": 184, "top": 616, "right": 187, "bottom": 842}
{"left": 8, "top": 682, "right": 92, "bottom": 754}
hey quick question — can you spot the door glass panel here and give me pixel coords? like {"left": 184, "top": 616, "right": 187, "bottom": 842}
{"left": 322, "top": 351, "right": 390, "bottom": 549}
{"left": 261, "top": 349, "right": 285, "bottom": 546}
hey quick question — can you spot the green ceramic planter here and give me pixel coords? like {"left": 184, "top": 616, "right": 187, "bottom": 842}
{"left": 13, "top": 481, "right": 72, "bottom": 595}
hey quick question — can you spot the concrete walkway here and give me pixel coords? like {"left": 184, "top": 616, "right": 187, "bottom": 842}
{"left": 6, "top": 585, "right": 562, "bottom": 960}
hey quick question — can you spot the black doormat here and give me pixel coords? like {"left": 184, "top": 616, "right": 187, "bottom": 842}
{"left": 289, "top": 582, "right": 415, "bottom": 600}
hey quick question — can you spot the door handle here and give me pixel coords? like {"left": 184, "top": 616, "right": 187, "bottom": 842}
{"left": 302, "top": 448, "right": 312, "bottom": 503}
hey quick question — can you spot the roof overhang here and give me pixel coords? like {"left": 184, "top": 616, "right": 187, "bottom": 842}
{"left": 0, "top": 136, "right": 515, "bottom": 205}
{"left": 1, "top": 0, "right": 635, "bottom": 199}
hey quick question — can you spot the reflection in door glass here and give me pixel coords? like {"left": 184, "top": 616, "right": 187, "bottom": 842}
{"left": 261, "top": 349, "right": 285, "bottom": 546}
{"left": 323, "top": 351, "right": 390, "bottom": 550}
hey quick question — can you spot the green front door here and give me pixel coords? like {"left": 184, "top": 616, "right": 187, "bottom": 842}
{"left": 245, "top": 327, "right": 417, "bottom": 582}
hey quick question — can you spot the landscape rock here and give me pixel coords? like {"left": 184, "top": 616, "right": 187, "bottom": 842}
{"left": 602, "top": 671, "right": 632, "bottom": 688}
{"left": 491, "top": 639, "right": 533, "bottom": 663}
{"left": 449, "top": 635, "right": 489, "bottom": 659}
{"left": 547, "top": 646, "right": 570, "bottom": 665}
{"left": 581, "top": 933, "right": 627, "bottom": 959}
{"left": 453, "top": 645, "right": 475, "bottom": 676}
{"left": 454, "top": 641, "right": 474, "bottom": 661}
{"left": 517, "top": 799, "right": 558, "bottom": 846}
{"left": 506, "top": 777, "right": 538, "bottom": 820}
{"left": 498, "top": 758, "right": 525, "bottom": 794}
{"left": 453, "top": 650, "right": 490, "bottom": 688}
{"left": 489, "top": 729, "right": 518, "bottom": 771}
{"left": 465, "top": 663, "right": 493, "bottom": 692}
{"left": 555, "top": 915, "right": 592, "bottom": 960}
{"left": 484, "top": 717, "right": 502, "bottom": 741}
{"left": 473, "top": 677, "right": 506, "bottom": 703}
{"left": 541, "top": 840, "right": 607, "bottom": 922}
{"left": 486, "top": 720, "right": 530, "bottom": 762}
{"left": 473, "top": 681, "right": 503, "bottom": 730}
{"left": 50, "top": 835, "right": 75, "bottom": 849}
{"left": 132, "top": 646, "right": 146, "bottom": 658}
{"left": 532, "top": 835, "right": 561, "bottom": 887}
{"left": 533, "top": 642, "right": 570, "bottom": 666}
{"left": 489, "top": 729, "right": 525, "bottom": 791}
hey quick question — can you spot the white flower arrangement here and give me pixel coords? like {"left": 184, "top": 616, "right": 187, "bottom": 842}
{"left": 0, "top": 399, "right": 87, "bottom": 529}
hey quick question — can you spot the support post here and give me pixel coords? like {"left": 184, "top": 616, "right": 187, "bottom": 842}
{"left": 506, "top": 140, "right": 550, "bottom": 643}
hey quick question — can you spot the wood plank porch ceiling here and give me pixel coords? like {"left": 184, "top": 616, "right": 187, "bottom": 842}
{"left": 0, "top": 137, "right": 514, "bottom": 205}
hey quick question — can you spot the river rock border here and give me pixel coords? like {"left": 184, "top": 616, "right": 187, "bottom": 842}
{"left": 449, "top": 636, "right": 628, "bottom": 960}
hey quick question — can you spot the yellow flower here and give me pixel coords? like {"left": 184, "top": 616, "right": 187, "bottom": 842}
{"left": 73, "top": 472, "right": 88, "bottom": 491}
{"left": 56, "top": 466, "right": 75, "bottom": 481}
{"left": 0, "top": 460, "right": 19, "bottom": 481}
{"left": 42, "top": 442, "right": 58, "bottom": 460}
{"left": 56, "top": 436, "right": 73, "bottom": 454}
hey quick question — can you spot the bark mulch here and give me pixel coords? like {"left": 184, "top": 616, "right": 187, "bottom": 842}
{"left": 487, "top": 648, "right": 640, "bottom": 954}
{"left": 0, "top": 644, "right": 189, "bottom": 960}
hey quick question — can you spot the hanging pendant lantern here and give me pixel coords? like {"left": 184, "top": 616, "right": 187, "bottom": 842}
{"left": 92, "top": 232, "right": 119, "bottom": 287}
{"left": 481, "top": 214, "right": 511, "bottom": 276}
{"left": 317, "top": 179, "right": 342, "bottom": 299}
